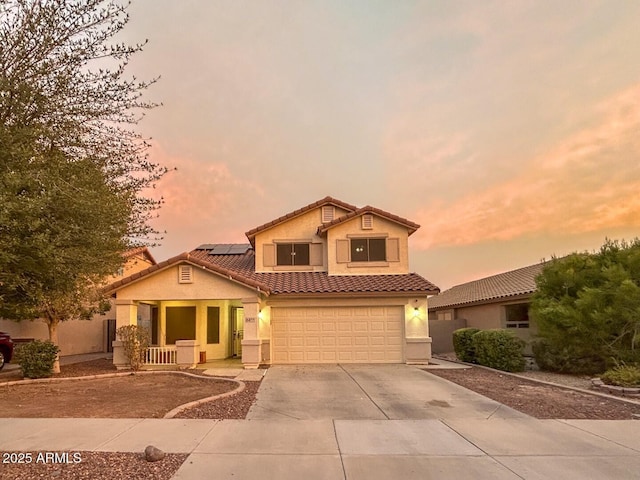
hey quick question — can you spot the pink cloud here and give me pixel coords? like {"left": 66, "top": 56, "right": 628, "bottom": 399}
{"left": 411, "top": 83, "right": 640, "bottom": 249}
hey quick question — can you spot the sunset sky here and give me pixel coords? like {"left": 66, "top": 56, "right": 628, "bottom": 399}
{"left": 120, "top": 0, "right": 640, "bottom": 290}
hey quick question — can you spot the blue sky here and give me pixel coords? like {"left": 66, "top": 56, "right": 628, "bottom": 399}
{"left": 120, "top": 0, "right": 640, "bottom": 289}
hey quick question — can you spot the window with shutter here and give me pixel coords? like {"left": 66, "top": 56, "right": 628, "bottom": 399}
{"left": 178, "top": 265, "right": 193, "bottom": 283}
{"left": 276, "top": 243, "right": 310, "bottom": 266}
{"left": 350, "top": 238, "right": 386, "bottom": 262}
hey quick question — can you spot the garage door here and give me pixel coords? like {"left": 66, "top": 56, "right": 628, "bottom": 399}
{"left": 271, "top": 306, "right": 403, "bottom": 364}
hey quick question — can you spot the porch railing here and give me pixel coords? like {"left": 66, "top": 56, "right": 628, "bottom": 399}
{"left": 144, "top": 346, "right": 177, "bottom": 365}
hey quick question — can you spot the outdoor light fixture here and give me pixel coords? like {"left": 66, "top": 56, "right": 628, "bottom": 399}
{"left": 258, "top": 310, "right": 264, "bottom": 320}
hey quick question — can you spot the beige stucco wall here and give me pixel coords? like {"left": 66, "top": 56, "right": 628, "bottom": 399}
{"left": 454, "top": 301, "right": 535, "bottom": 350}
{"left": 326, "top": 216, "right": 410, "bottom": 275}
{"left": 262, "top": 295, "right": 430, "bottom": 363}
{"left": 0, "top": 314, "right": 107, "bottom": 356}
{"left": 115, "top": 264, "right": 258, "bottom": 301}
{"left": 253, "top": 206, "right": 352, "bottom": 273}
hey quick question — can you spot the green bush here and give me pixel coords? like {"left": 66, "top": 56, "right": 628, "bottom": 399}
{"left": 13, "top": 340, "right": 60, "bottom": 379}
{"left": 531, "top": 339, "right": 607, "bottom": 374}
{"left": 472, "top": 329, "right": 526, "bottom": 372}
{"left": 117, "top": 325, "right": 150, "bottom": 371}
{"left": 600, "top": 364, "right": 640, "bottom": 388}
{"left": 452, "top": 328, "right": 480, "bottom": 363}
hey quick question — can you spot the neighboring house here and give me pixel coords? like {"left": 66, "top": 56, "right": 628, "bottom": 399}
{"left": 428, "top": 262, "right": 545, "bottom": 353}
{"left": 105, "top": 196, "right": 440, "bottom": 368}
{"left": 0, "top": 248, "right": 156, "bottom": 356}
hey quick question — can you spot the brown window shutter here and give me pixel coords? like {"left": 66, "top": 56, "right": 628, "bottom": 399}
{"left": 336, "top": 239, "right": 350, "bottom": 263}
{"left": 263, "top": 244, "right": 276, "bottom": 267}
{"left": 310, "top": 243, "right": 323, "bottom": 266}
{"left": 386, "top": 238, "right": 400, "bottom": 262}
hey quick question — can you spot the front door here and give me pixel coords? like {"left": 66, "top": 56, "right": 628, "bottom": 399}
{"left": 230, "top": 307, "right": 244, "bottom": 357}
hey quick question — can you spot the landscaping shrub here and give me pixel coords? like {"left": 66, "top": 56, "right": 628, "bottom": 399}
{"left": 13, "top": 340, "right": 60, "bottom": 379}
{"left": 117, "top": 325, "right": 150, "bottom": 371}
{"left": 531, "top": 339, "right": 606, "bottom": 374}
{"left": 472, "top": 329, "right": 526, "bottom": 372}
{"left": 452, "top": 328, "right": 480, "bottom": 363}
{"left": 600, "top": 364, "right": 640, "bottom": 388}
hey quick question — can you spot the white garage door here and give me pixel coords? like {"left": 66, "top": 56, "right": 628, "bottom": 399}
{"left": 271, "top": 306, "right": 403, "bottom": 364}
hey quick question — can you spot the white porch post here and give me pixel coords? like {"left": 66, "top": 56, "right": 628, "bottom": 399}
{"left": 404, "top": 297, "right": 432, "bottom": 364}
{"left": 240, "top": 297, "right": 261, "bottom": 369}
{"left": 113, "top": 299, "right": 139, "bottom": 369}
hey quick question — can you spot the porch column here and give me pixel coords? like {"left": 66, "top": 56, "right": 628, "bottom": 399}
{"left": 404, "top": 297, "right": 432, "bottom": 364}
{"left": 240, "top": 297, "right": 261, "bottom": 369}
{"left": 113, "top": 300, "right": 139, "bottom": 369}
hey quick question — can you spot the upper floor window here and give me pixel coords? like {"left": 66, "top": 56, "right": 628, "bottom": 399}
{"left": 276, "top": 243, "right": 310, "bottom": 266}
{"left": 350, "top": 238, "right": 386, "bottom": 262}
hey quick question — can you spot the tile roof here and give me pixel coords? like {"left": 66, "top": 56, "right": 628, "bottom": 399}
{"left": 190, "top": 248, "right": 440, "bottom": 295}
{"left": 428, "top": 262, "right": 546, "bottom": 310}
{"left": 105, "top": 245, "right": 440, "bottom": 296}
{"left": 316, "top": 205, "right": 420, "bottom": 236}
{"left": 244, "top": 196, "right": 358, "bottom": 245}
{"left": 123, "top": 247, "right": 156, "bottom": 265}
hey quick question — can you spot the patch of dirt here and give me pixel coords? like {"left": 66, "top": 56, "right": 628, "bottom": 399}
{"left": 0, "top": 373, "right": 239, "bottom": 418}
{"left": 427, "top": 367, "right": 640, "bottom": 419}
{"left": 0, "top": 451, "right": 187, "bottom": 480}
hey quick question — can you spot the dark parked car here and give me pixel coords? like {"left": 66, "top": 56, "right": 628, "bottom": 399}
{"left": 0, "top": 331, "right": 14, "bottom": 370}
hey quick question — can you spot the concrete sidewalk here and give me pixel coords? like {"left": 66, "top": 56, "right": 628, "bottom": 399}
{"left": 1, "top": 418, "right": 639, "bottom": 479}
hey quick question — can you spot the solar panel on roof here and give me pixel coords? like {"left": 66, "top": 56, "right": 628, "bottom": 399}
{"left": 195, "top": 244, "right": 251, "bottom": 255}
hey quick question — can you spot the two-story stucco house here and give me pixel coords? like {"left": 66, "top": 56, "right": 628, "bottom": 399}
{"left": 105, "top": 197, "right": 440, "bottom": 368}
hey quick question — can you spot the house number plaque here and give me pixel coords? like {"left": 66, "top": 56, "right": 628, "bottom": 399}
{"left": 245, "top": 317, "right": 256, "bottom": 323}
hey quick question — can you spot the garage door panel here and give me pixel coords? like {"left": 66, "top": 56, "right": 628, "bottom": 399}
{"left": 272, "top": 306, "right": 403, "bottom": 364}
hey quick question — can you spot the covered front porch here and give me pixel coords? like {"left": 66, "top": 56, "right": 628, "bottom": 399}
{"left": 113, "top": 297, "right": 267, "bottom": 369}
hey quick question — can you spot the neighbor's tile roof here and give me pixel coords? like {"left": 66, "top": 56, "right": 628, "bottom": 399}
{"left": 123, "top": 246, "right": 156, "bottom": 265}
{"left": 428, "top": 262, "right": 546, "bottom": 310}
{"left": 189, "top": 247, "right": 440, "bottom": 295}
{"left": 244, "top": 196, "right": 358, "bottom": 244}
{"left": 317, "top": 205, "right": 420, "bottom": 236}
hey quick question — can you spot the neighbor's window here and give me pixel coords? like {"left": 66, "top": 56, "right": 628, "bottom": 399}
{"left": 350, "top": 238, "right": 386, "bottom": 262}
{"left": 276, "top": 243, "right": 310, "bottom": 266}
{"left": 437, "top": 311, "right": 453, "bottom": 321}
{"left": 505, "top": 303, "right": 530, "bottom": 328}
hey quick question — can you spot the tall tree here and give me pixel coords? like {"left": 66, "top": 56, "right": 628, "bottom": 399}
{"left": 0, "top": 0, "right": 166, "bottom": 371}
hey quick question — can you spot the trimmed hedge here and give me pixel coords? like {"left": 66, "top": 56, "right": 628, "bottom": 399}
{"left": 472, "top": 330, "right": 526, "bottom": 372}
{"left": 13, "top": 340, "right": 60, "bottom": 379}
{"left": 452, "top": 328, "right": 480, "bottom": 363}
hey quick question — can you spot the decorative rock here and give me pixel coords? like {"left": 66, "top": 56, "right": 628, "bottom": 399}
{"left": 144, "top": 445, "right": 166, "bottom": 462}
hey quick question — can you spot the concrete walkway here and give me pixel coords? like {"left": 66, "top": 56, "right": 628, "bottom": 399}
{"left": 2, "top": 363, "right": 640, "bottom": 479}
{"left": 1, "top": 417, "right": 639, "bottom": 479}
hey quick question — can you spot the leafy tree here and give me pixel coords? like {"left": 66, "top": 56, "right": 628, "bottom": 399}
{"left": 0, "top": 0, "right": 166, "bottom": 371}
{"left": 531, "top": 239, "right": 640, "bottom": 374}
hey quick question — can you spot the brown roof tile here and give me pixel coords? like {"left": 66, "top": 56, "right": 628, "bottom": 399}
{"left": 428, "top": 262, "right": 546, "bottom": 310}
{"left": 244, "top": 196, "right": 358, "bottom": 245}
{"left": 123, "top": 247, "right": 157, "bottom": 265}
{"left": 317, "top": 205, "right": 420, "bottom": 236}
{"left": 190, "top": 248, "right": 439, "bottom": 295}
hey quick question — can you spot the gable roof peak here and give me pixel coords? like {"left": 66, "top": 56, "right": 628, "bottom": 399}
{"left": 244, "top": 196, "right": 358, "bottom": 245}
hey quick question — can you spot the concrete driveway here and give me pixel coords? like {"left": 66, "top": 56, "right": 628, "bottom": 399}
{"left": 247, "top": 364, "right": 526, "bottom": 420}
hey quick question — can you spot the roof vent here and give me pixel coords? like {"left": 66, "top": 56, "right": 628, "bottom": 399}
{"left": 322, "top": 205, "right": 335, "bottom": 223}
{"left": 178, "top": 265, "right": 193, "bottom": 283}
{"left": 361, "top": 214, "right": 373, "bottom": 230}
